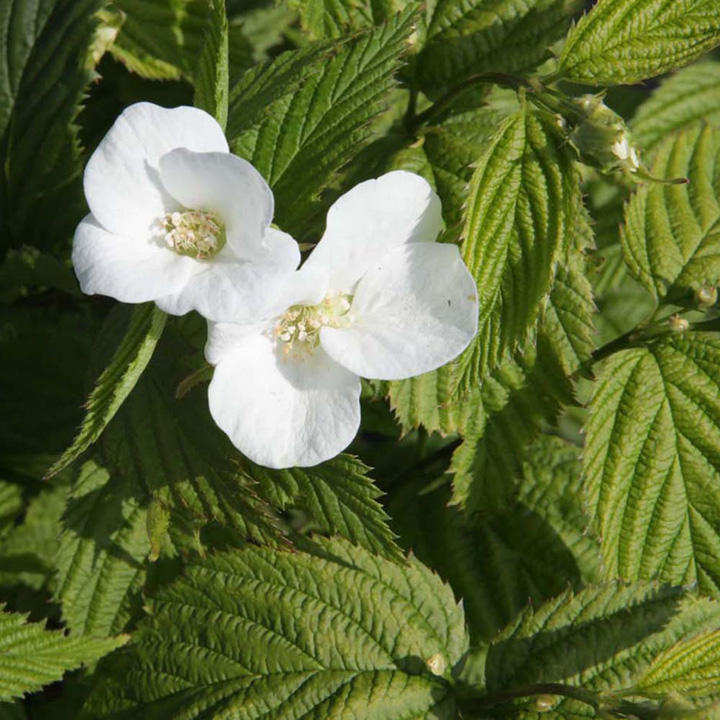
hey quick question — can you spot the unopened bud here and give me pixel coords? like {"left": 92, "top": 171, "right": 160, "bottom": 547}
{"left": 669, "top": 314, "right": 689, "bottom": 332}
{"left": 696, "top": 286, "right": 718, "bottom": 307}
{"left": 425, "top": 653, "right": 446, "bottom": 676}
{"left": 534, "top": 694, "right": 555, "bottom": 712}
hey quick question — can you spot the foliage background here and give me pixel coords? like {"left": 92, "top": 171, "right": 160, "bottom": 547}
{"left": 1, "top": 0, "right": 720, "bottom": 717}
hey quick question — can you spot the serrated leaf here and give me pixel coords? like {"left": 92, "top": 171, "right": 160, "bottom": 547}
{"left": 450, "top": 343, "right": 572, "bottom": 513}
{"left": 557, "top": 0, "right": 720, "bottom": 87}
{"left": 54, "top": 461, "right": 150, "bottom": 638}
{"left": 290, "top": 0, "right": 408, "bottom": 39}
{"left": 0, "top": 0, "right": 105, "bottom": 250}
{"left": 539, "top": 249, "right": 596, "bottom": 376}
{"left": 228, "top": 11, "right": 413, "bottom": 235}
{"left": 418, "top": 0, "right": 578, "bottom": 97}
{"left": 193, "top": 0, "right": 229, "bottom": 129}
{"left": 0, "top": 607, "right": 124, "bottom": 702}
{"left": 244, "top": 455, "right": 401, "bottom": 561}
{"left": 622, "top": 124, "right": 720, "bottom": 302}
{"left": 391, "top": 435, "right": 602, "bottom": 643}
{"left": 632, "top": 60, "right": 720, "bottom": 152}
{"left": 584, "top": 333, "right": 720, "bottom": 595}
{"left": 458, "top": 107, "right": 579, "bottom": 387}
{"left": 463, "top": 583, "right": 720, "bottom": 716}
{"left": 48, "top": 304, "right": 167, "bottom": 478}
{"left": 84, "top": 538, "right": 467, "bottom": 719}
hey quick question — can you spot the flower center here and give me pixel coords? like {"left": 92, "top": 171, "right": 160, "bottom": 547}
{"left": 274, "top": 292, "right": 353, "bottom": 357}
{"left": 162, "top": 210, "right": 226, "bottom": 260}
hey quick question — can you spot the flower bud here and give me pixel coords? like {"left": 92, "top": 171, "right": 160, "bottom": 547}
{"left": 568, "top": 95, "right": 641, "bottom": 175}
{"left": 425, "top": 653, "right": 446, "bottom": 676}
{"left": 695, "top": 286, "right": 718, "bottom": 308}
{"left": 669, "top": 314, "right": 690, "bottom": 332}
{"left": 534, "top": 694, "right": 555, "bottom": 712}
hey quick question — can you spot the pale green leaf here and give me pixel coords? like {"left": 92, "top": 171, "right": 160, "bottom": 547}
{"left": 54, "top": 461, "right": 150, "bottom": 638}
{"left": 48, "top": 304, "right": 167, "bottom": 478}
{"left": 0, "top": 0, "right": 105, "bottom": 250}
{"left": 458, "top": 107, "right": 579, "bottom": 387}
{"left": 461, "top": 583, "right": 720, "bottom": 717}
{"left": 0, "top": 607, "right": 124, "bottom": 702}
{"left": 228, "top": 11, "right": 414, "bottom": 234}
{"left": 584, "top": 333, "right": 720, "bottom": 595}
{"left": 193, "top": 0, "right": 229, "bottom": 130}
{"left": 391, "top": 435, "right": 602, "bottom": 643}
{"left": 84, "top": 538, "right": 467, "bottom": 719}
{"left": 622, "top": 124, "right": 720, "bottom": 302}
{"left": 558, "top": 0, "right": 720, "bottom": 86}
{"left": 632, "top": 60, "right": 720, "bottom": 151}
{"left": 244, "top": 455, "right": 401, "bottom": 561}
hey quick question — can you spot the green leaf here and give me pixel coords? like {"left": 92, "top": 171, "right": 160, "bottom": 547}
{"left": 245, "top": 455, "right": 401, "bottom": 560}
{"left": 584, "top": 333, "right": 720, "bottom": 595}
{"left": 631, "top": 60, "right": 720, "bottom": 152}
{"left": 458, "top": 106, "right": 579, "bottom": 387}
{"left": 109, "top": 0, "right": 208, "bottom": 80}
{"left": 557, "top": 0, "right": 720, "bottom": 86}
{"left": 0, "top": 607, "right": 124, "bottom": 702}
{"left": 450, "top": 343, "right": 572, "bottom": 513}
{"left": 464, "top": 583, "right": 720, "bottom": 714}
{"left": 228, "top": 11, "right": 414, "bottom": 235}
{"left": 539, "top": 247, "right": 596, "bottom": 377}
{"left": 48, "top": 304, "right": 167, "bottom": 478}
{"left": 84, "top": 538, "right": 467, "bottom": 719}
{"left": 54, "top": 461, "right": 150, "bottom": 637}
{"left": 290, "top": 0, "right": 408, "bottom": 39}
{"left": 417, "top": 0, "right": 578, "bottom": 96}
{"left": 391, "top": 435, "right": 602, "bottom": 643}
{"left": 193, "top": 0, "right": 229, "bottom": 129}
{"left": 622, "top": 124, "right": 720, "bottom": 302}
{"left": 0, "top": 0, "right": 105, "bottom": 250}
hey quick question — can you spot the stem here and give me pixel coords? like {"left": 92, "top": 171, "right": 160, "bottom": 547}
{"left": 411, "top": 72, "right": 531, "bottom": 128}
{"left": 457, "top": 683, "right": 600, "bottom": 713}
{"left": 404, "top": 86, "right": 419, "bottom": 132}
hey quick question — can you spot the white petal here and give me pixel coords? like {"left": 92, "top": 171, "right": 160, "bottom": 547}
{"left": 155, "top": 259, "right": 302, "bottom": 323}
{"left": 207, "top": 331, "right": 361, "bottom": 468}
{"left": 72, "top": 214, "right": 195, "bottom": 303}
{"left": 158, "top": 149, "right": 273, "bottom": 260}
{"left": 320, "top": 243, "right": 478, "bottom": 380}
{"left": 84, "top": 103, "right": 228, "bottom": 238}
{"left": 302, "top": 171, "right": 442, "bottom": 292}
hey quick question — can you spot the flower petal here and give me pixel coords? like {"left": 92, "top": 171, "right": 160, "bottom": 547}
{"left": 72, "top": 214, "right": 196, "bottom": 303}
{"left": 207, "top": 330, "right": 361, "bottom": 468}
{"left": 155, "top": 259, "right": 304, "bottom": 323}
{"left": 158, "top": 149, "right": 273, "bottom": 260}
{"left": 302, "top": 170, "right": 442, "bottom": 292}
{"left": 84, "top": 103, "right": 228, "bottom": 238}
{"left": 320, "top": 243, "right": 478, "bottom": 380}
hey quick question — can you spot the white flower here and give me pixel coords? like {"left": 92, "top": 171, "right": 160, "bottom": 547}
{"left": 205, "top": 171, "right": 479, "bottom": 469}
{"left": 72, "top": 102, "right": 301, "bottom": 322}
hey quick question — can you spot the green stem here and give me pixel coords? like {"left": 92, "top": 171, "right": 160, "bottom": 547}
{"left": 457, "top": 682, "right": 600, "bottom": 714}
{"left": 411, "top": 72, "right": 532, "bottom": 128}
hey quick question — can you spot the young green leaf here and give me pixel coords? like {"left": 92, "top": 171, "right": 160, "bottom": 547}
{"left": 54, "top": 461, "right": 150, "bottom": 638}
{"left": 622, "top": 124, "right": 720, "bottom": 303}
{"left": 557, "top": 0, "right": 720, "bottom": 86}
{"left": 228, "top": 10, "right": 414, "bottom": 234}
{"left": 47, "top": 304, "right": 167, "bottom": 478}
{"left": 458, "top": 107, "right": 579, "bottom": 388}
{"left": 193, "top": 0, "right": 229, "bottom": 130}
{"left": 461, "top": 583, "right": 720, "bottom": 716}
{"left": 0, "top": 0, "right": 105, "bottom": 250}
{"left": 84, "top": 538, "right": 467, "bottom": 719}
{"left": 390, "top": 435, "right": 602, "bottom": 643}
{"left": 244, "top": 455, "right": 401, "bottom": 561}
{"left": 631, "top": 60, "right": 720, "bottom": 152}
{"left": 584, "top": 333, "right": 720, "bottom": 595}
{"left": 0, "top": 607, "right": 124, "bottom": 702}
{"left": 417, "top": 0, "right": 578, "bottom": 97}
